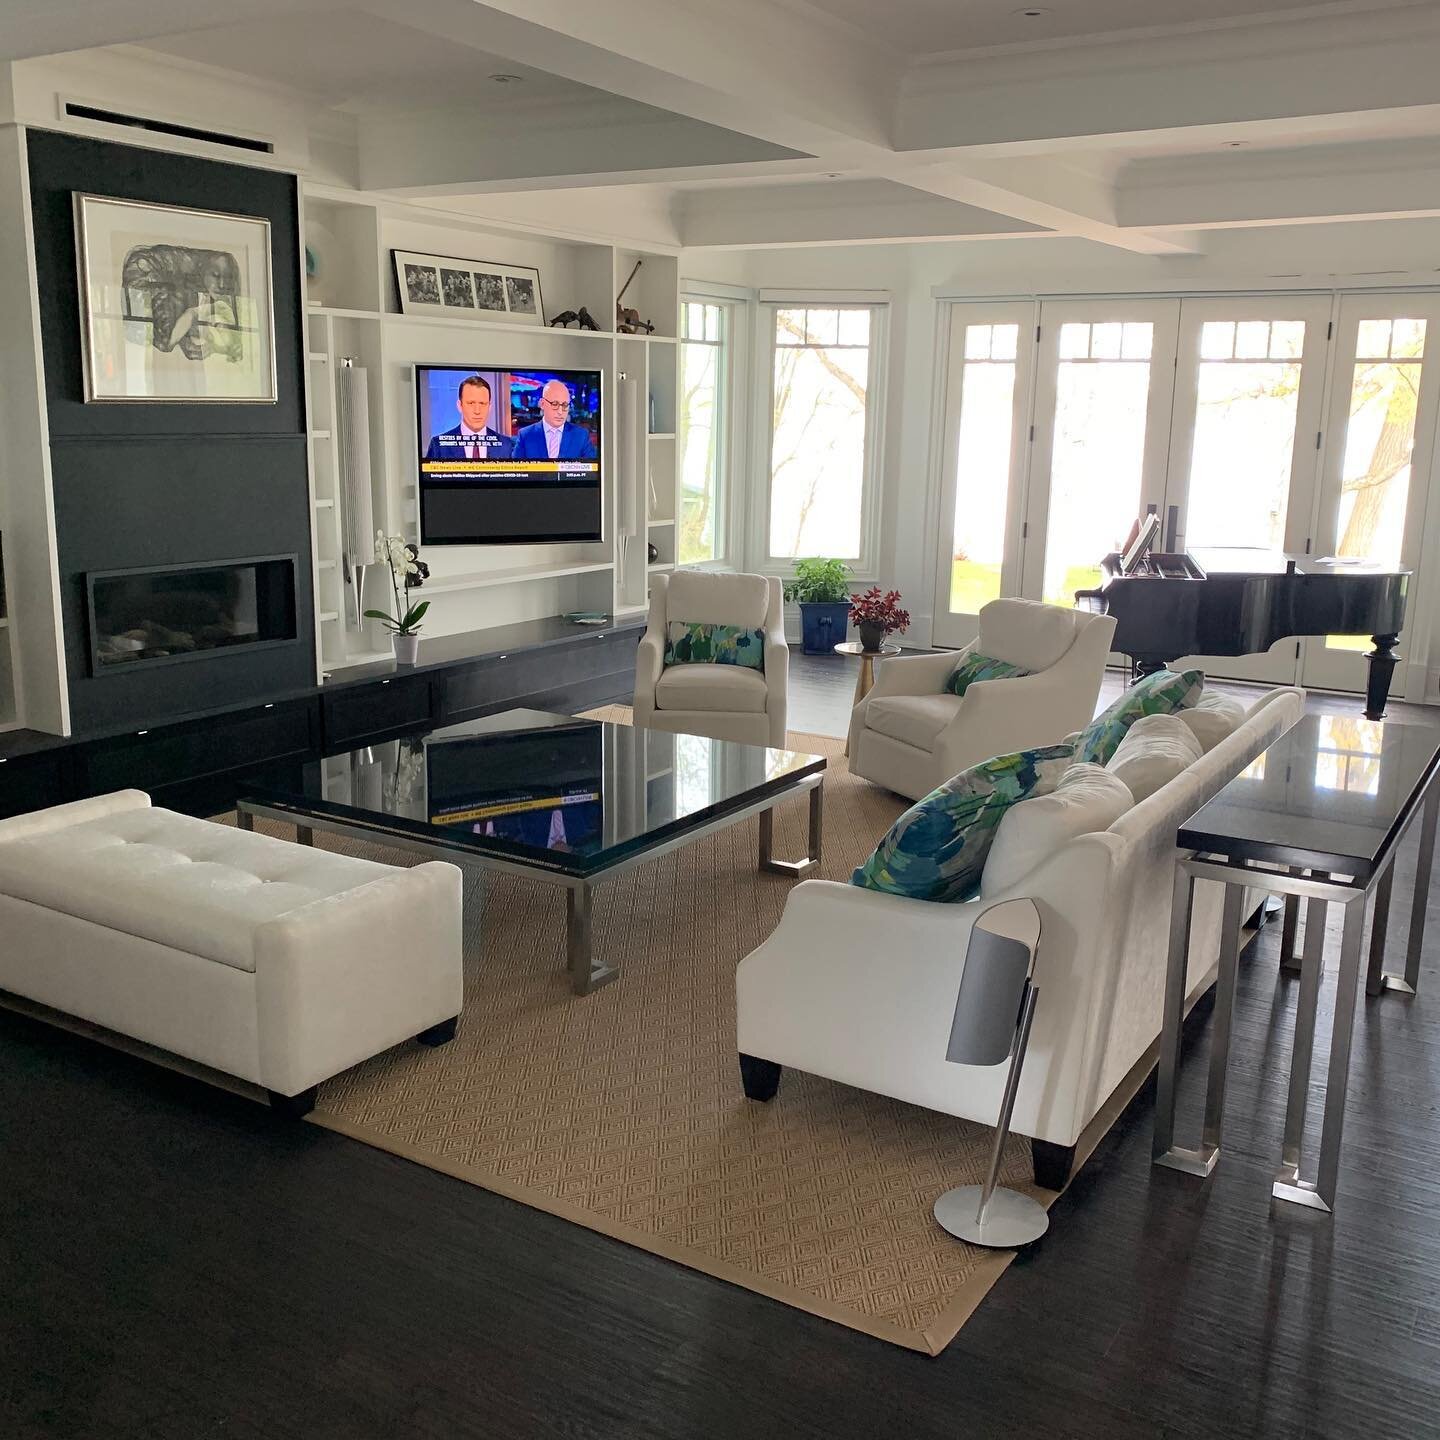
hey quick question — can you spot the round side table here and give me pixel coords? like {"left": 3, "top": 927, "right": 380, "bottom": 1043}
{"left": 834, "top": 640, "right": 901, "bottom": 755}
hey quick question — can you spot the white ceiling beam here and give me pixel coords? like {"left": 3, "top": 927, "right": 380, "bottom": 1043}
{"left": 896, "top": 7, "right": 1440, "bottom": 153}
{"left": 1118, "top": 137, "right": 1440, "bottom": 229}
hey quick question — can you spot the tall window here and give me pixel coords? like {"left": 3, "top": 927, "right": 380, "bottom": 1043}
{"left": 767, "top": 305, "right": 879, "bottom": 561}
{"left": 679, "top": 300, "right": 727, "bottom": 565}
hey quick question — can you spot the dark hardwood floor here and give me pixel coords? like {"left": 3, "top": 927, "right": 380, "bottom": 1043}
{"left": 4, "top": 656, "right": 1440, "bottom": 1439}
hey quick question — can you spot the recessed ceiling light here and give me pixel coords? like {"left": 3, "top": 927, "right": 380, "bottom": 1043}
{"left": 1013, "top": 6, "right": 1050, "bottom": 16}
{"left": 1221, "top": 140, "right": 1250, "bottom": 148}
{"left": 489, "top": 73, "right": 524, "bottom": 84}
{"left": 822, "top": 172, "right": 843, "bottom": 179}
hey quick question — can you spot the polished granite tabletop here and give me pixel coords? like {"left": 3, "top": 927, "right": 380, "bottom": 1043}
{"left": 1179, "top": 712, "right": 1440, "bottom": 879}
{"left": 240, "top": 707, "right": 826, "bottom": 878}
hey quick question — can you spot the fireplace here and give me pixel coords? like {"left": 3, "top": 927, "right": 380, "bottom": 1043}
{"left": 87, "top": 556, "right": 298, "bottom": 675}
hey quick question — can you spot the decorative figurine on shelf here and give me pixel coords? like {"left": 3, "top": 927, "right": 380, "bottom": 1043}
{"left": 615, "top": 259, "right": 655, "bottom": 334}
{"left": 648, "top": 541, "right": 659, "bottom": 564}
{"left": 549, "top": 309, "right": 579, "bottom": 328}
{"left": 575, "top": 305, "right": 601, "bottom": 331}
{"left": 364, "top": 531, "right": 430, "bottom": 666}
{"left": 849, "top": 586, "right": 910, "bottom": 653}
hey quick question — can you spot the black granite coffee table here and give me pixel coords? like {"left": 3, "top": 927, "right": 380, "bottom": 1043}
{"left": 237, "top": 708, "right": 826, "bottom": 995}
{"left": 1154, "top": 711, "right": 1440, "bottom": 1212}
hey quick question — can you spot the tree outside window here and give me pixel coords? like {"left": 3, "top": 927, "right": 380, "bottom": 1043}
{"left": 768, "top": 306, "right": 874, "bottom": 560}
{"left": 679, "top": 300, "right": 726, "bottom": 564}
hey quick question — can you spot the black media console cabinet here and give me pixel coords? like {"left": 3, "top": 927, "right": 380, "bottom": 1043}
{"left": 0, "top": 617, "right": 643, "bottom": 821}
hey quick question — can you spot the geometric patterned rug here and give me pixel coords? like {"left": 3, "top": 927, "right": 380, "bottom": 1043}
{"left": 306, "top": 708, "right": 1064, "bottom": 1353}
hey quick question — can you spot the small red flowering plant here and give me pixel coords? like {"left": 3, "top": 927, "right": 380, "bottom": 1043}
{"left": 848, "top": 586, "right": 910, "bottom": 638}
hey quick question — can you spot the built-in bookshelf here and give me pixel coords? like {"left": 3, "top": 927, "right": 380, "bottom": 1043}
{"left": 302, "top": 187, "right": 680, "bottom": 674}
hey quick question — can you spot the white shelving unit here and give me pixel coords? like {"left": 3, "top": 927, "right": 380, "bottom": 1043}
{"left": 300, "top": 186, "right": 680, "bottom": 673}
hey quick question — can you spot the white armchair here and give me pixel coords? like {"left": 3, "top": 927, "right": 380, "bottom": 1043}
{"left": 633, "top": 570, "right": 789, "bottom": 748}
{"left": 848, "top": 599, "right": 1116, "bottom": 800}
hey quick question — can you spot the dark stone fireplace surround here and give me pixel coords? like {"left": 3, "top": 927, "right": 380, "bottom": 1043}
{"left": 26, "top": 128, "right": 313, "bottom": 736}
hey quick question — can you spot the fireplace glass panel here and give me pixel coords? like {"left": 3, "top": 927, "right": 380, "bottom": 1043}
{"left": 90, "top": 557, "right": 296, "bottom": 671}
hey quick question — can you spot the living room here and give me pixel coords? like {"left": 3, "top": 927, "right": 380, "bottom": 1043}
{"left": 4, "top": 3, "right": 1440, "bottom": 1436}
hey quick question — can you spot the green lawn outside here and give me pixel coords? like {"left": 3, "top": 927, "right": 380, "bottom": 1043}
{"left": 947, "top": 559, "right": 1100, "bottom": 616}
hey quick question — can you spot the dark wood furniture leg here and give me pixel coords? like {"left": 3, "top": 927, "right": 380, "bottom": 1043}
{"left": 739, "top": 1054, "right": 782, "bottom": 1101}
{"left": 416, "top": 1016, "right": 459, "bottom": 1046}
{"left": 1365, "top": 634, "right": 1400, "bottom": 720}
{"left": 267, "top": 1087, "right": 318, "bottom": 1119}
{"left": 1031, "top": 1138, "right": 1076, "bottom": 1190}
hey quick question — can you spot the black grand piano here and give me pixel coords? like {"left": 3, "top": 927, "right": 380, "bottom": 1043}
{"left": 1076, "top": 527, "right": 1409, "bottom": 719}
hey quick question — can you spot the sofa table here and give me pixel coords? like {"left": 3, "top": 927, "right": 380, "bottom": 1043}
{"left": 237, "top": 708, "right": 826, "bottom": 996}
{"left": 1153, "top": 712, "right": 1440, "bottom": 1213}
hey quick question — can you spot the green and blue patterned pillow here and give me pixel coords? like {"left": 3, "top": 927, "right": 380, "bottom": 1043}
{"left": 664, "top": 620, "right": 766, "bottom": 670}
{"left": 944, "top": 651, "right": 1032, "bottom": 697}
{"left": 1072, "top": 668, "right": 1204, "bottom": 766}
{"left": 851, "top": 744, "right": 1076, "bottom": 904}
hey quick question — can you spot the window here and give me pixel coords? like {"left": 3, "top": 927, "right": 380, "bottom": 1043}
{"left": 679, "top": 299, "right": 728, "bottom": 565}
{"left": 766, "top": 304, "right": 881, "bottom": 562}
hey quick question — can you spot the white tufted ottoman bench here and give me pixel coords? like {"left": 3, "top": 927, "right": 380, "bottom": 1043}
{"left": 0, "top": 790, "right": 463, "bottom": 1116}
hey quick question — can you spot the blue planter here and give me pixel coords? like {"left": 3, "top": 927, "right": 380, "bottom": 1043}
{"left": 799, "top": 601, "right": 851, "bottom": 656}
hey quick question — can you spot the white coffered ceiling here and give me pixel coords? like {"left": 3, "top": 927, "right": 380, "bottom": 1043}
{"left": 7, "top": 0, "right": 1440, "bottom": 255}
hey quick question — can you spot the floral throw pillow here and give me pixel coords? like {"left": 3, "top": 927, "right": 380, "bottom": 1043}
{"left": 1072, "top": 668, "right": 1205, "bottom": 766}
{"left": 664, "top": 621, "right": 766, "bottom": 670}
{"left": 851, "top": 743, "right": 1076, "bottom": 904}
{"left": 943, "top": 651, "right": 1032, "bottom": 698}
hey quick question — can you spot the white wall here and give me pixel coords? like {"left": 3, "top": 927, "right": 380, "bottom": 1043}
{"left": 685, "top": 219, "right": 1440, "bottom": 695}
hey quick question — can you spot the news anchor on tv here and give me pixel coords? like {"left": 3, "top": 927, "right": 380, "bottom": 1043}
{"left": 512, "top": 379, "right": 598, "bottom": 461}
{"left": 425, "top": 374, "right": 512, "bottom": 460}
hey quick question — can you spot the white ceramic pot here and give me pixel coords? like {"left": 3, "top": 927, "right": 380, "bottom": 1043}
{"left": 392, "top": 632, "right": 421, "bottom": 665}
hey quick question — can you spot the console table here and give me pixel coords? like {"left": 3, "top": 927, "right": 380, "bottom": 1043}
{"left": 1154, "top": 711, "right": 1440, "bottom": 1213}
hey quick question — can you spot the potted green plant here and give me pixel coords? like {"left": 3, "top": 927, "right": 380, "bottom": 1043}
{"left": 365, "top": 531, "right": 430, "bottom": 665}
{"left": 784, "top": 557, "right": 852, "bottom": 655}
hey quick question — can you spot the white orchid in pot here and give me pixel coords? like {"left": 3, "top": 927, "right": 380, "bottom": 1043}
{"left": 365, "top": 531, "right": 430, "bottom": 665}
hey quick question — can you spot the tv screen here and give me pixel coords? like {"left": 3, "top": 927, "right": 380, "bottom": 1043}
{"left": 416, "top": 364, "right": 603, "bottom": 545}
{"left": 425, "top": 721, "right": 604, "bottom": 858}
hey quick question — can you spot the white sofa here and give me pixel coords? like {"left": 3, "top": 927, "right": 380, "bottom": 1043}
{"left": 0, "top": 791, "right": 464, "bottom": 1115}
{"left": 848, "top": 599, "right": 1117, "bottom": 800}
{"left": 633, "top": 570, "right": 789, "bottom": 748}
{"left": 738, "top": 686, "right": 1305, "bottom": 1187}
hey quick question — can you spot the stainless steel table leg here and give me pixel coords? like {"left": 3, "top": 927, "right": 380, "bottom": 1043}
{"left": 1200, "top": 881, "right": 1246, "bottom": 1157}
{"left": 1365, "top": 861, "right": 1395, "bottom": 997}
{"left": 1280, "top": 893, "right": 1302, "bottom": 973}
{"left": 1276, "top": 896, "right": 1327, "bottom": 1187}
{"left": 1276, "top": 891, "right": 1366, "bottom": 1212}
{"left": 1154, "top": 864, "right": 1208, "bottom": 1172}
{"left": 1396, "top": 782, "right": 1440, "bottom": 996}
{"left": 758, "top": 782, "right": 823, "bottom": 877}
{"left": 567, "top": 883, "right": 617, "bottom": 996}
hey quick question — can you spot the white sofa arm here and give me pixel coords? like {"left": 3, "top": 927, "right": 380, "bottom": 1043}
{"left": 737, "top": 879, "right": 988, "bottom": 1087}
{"left": 0, "top": 790, "right": 150, "bottom": 845}
{"left": 253, "top": 859, "right": 464, "bottom": 1095}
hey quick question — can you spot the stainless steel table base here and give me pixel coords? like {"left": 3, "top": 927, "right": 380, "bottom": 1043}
{"left": 758, "top": 782, "right": 823, "bottom": 877}
{"left": 1154, "top": 860, "right": 1379, "bottom": 1213}
{"left": 237, "top": 774, "right": 824, "bottom": 998}
{"left": 1366, "top": 783, "right": 1439, "bottom": 997}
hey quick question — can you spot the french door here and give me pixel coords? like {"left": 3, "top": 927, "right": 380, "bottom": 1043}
{"left": 1302, "top": 295, "right": 1440, "bottom": 698}
{"left": 1163, "top": 297, "right": 1332, "bottom": 682}
{"left": 931, "top": 303, "right": 1036, "bottom": 649}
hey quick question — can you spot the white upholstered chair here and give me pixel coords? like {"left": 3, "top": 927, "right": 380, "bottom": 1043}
{"left": 633, "top": 570, "right": 789, "bottom": 748}
{"left": 847, "top": 599, "right": 1117, "bottom": 800}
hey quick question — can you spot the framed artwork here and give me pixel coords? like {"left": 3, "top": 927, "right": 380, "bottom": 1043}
{"left": 392, "top": 249, "right": 545, "bottom": 327}
{"left": 75, "top": 194, "right": 276, "bottom": 404}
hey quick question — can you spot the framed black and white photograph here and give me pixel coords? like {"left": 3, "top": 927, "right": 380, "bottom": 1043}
{"left": 75, "top": 193, "right": 276, "bottom": 404}
{"left": 392, "top": 249, "right": 545, "bottom": 327}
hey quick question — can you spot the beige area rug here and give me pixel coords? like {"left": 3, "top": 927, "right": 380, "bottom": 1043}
{"left": 294, "top": 707, "right": 1065, "bottom": 1355}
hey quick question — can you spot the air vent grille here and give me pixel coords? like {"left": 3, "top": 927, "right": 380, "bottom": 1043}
{"left": 63, "top": 103, "right": 273, "bottom": 155}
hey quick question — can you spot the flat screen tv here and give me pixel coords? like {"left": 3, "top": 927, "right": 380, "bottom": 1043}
{"left": 426, "top": 720, "right": 604, "bottom": 859}
{"left": 415, "top": 364, "right": 603, "bottom": 545}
